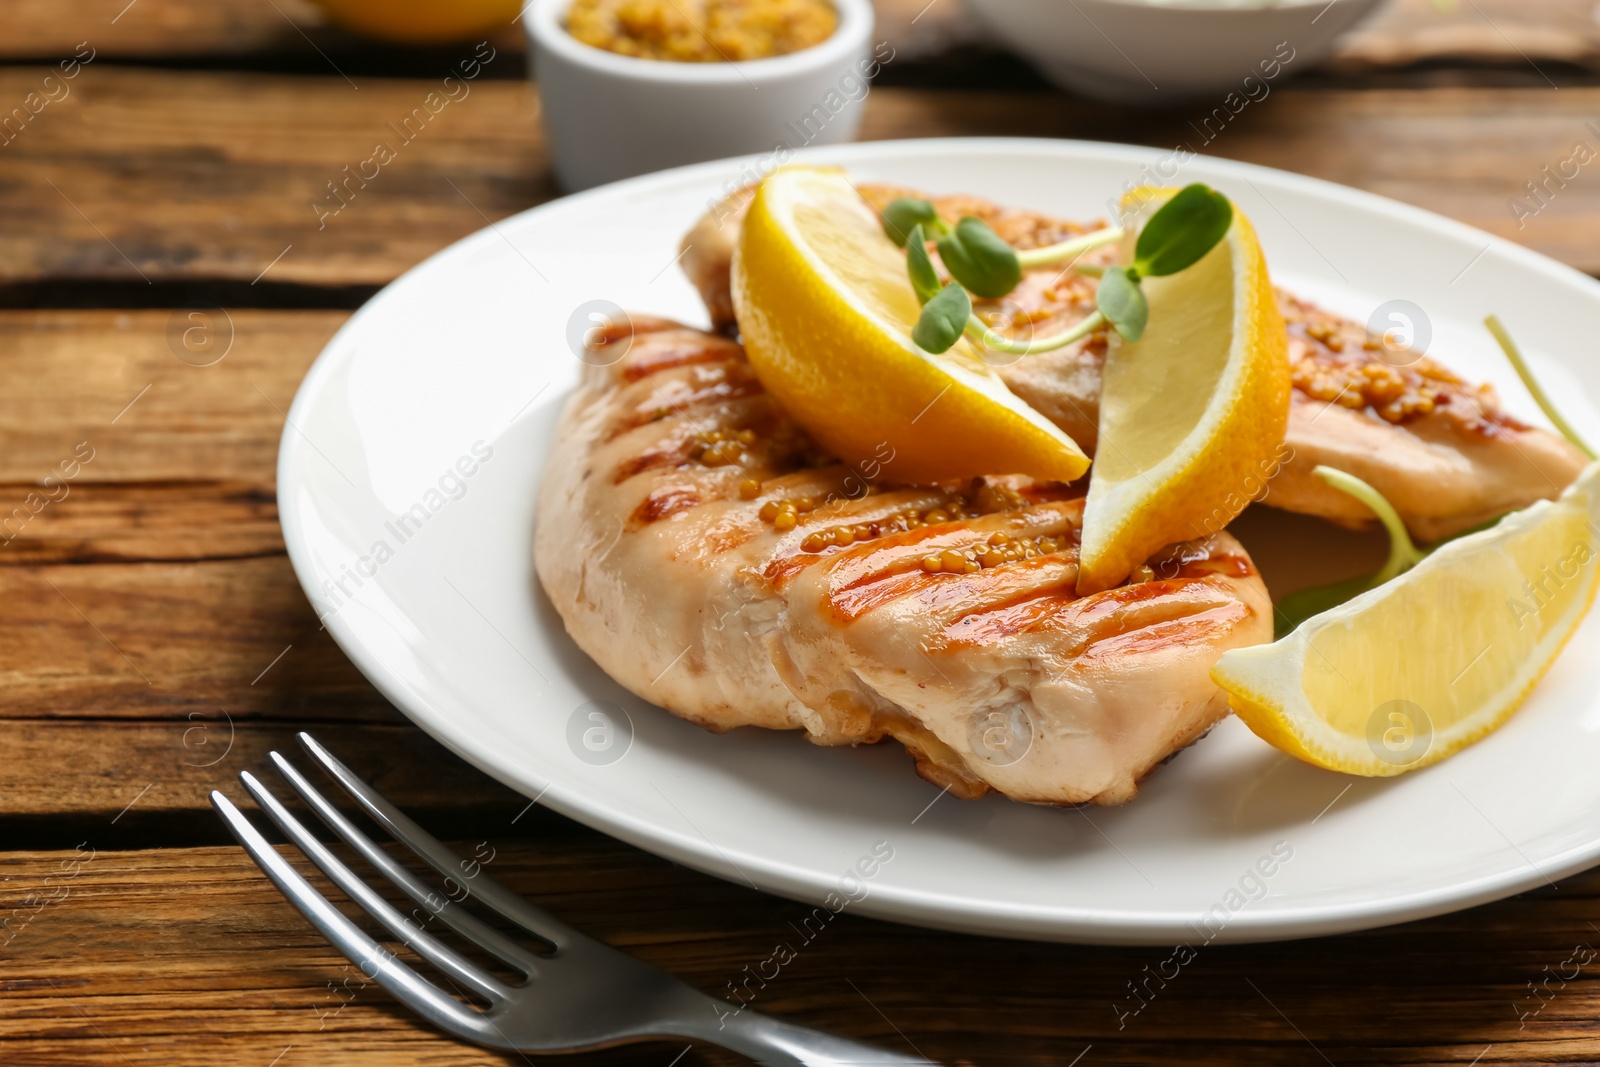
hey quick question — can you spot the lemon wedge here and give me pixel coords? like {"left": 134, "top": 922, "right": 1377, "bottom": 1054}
{"left": 1077, "top": 188, "right": 1289, "bottom": 594}
{"left": 731, "top": 166, "right": 1090, "bottom": 485}
{"left": 1213, "top": 463, "right": 1600, "bottom": 775}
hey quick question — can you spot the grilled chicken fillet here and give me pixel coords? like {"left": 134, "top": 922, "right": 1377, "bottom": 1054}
{"left": 536, "top": 318, "right": 1274, "bottom": 804}
{"left": 680, "top": 186, "right": 1587, "bottom": 541}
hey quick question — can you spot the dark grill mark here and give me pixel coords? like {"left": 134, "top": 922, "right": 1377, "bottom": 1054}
{"left": 612, "top": 446, "right": 686, "bottom": 484}
{"left": 610, "top": 373, "right": 765, "bottom": 436}
{"left": 1083, "top": 603, "right": 1248, "bottom": 660}
{"left": 632, "top": 486, "right": 701, "bottom": 525}
{"left": 621, "top": 338, "right": 745, "bottom": 382}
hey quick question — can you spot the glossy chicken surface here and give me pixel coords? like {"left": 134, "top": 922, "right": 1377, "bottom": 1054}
{"left": 535, "top": 318, "right": 1274, "bottom": 804}
{"left": 680, "top": 185, "right": 1587, "bottom": 541}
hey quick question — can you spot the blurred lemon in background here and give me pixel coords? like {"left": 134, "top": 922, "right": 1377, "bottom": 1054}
{"left": 308, "top": 0, "right": 521, "bottom": 44}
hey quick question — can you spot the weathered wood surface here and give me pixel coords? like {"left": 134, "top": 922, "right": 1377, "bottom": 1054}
{"left": 0, "top": 721, "right": 529, "bottom": 823}
{"left": 6, "top": 301, "right": 1596, "bottom": 1066}
{"left": 3, "top": 840, "right": 1600, "bottom": 1065}
{"left": 0, "top": 70, "right": 550, "bottom": 288}
{"left": 6, "top": 0, "right": 331, "bottom": 58}
{"left": 0, "top": 309, "right": 530, "bottom": 822}
{"left": 0, "top": 310, "right": 341, "bottom": 484}
{"left": 0, "top": 69, "right": 1596, "bottom": 287}
{"left": 2, "top": 0, "right": 525, "bottom": 62}
{"left": 10, "top": 0, "right": 1600, "bottom": 74}
{"left": 6, "top": 1, "right": 1600, "bottom": 1063}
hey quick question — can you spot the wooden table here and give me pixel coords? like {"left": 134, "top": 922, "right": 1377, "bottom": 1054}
{"left": 5, "top": 1, "right": 1600, "bottom": 1063}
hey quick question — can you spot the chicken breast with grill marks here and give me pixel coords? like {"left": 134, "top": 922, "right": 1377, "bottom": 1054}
{"left": 680, "top": 185, "right": 1587, "bottom": 541}
{"left": 535, "top": 317, "right": 1274, "bottom": 804}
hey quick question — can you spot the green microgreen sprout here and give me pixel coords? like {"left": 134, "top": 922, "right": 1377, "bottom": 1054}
{"left": 1273, "top": 317, "right": 1595, "bottom": 637}
{"left": 1272, "top": 466, "right": 1426, "bottom": 638}
{"left": 964, "top": 307, "right": 1106, "bottom": 356}
{"left": 1131, "top": 183, "right": 1234, "bottom": 277}
{"left": 1484, "top": 314, "right": 1597, "bottom": 460}
{"left": 910, "top": 282, "right": 972, "bottom": 353}
{"left": 937, "top": 217, "right": 1023, "bottom": 299}
{"left": 1014, "top": 227, "right": 1125, "bottom": 269}
{"left": 891, "top": 183, "right": 1232, "bottom": 355}
{"left": 904, "top": 223, "right": 942, "bottom": 305}
{"left": 1094, "top": 266, "right": 1148, "bottom": 343}
{"left": 881, "top": 197, "right": 948, "bottom": 248}
{"left": 1317, "top": 468, "right": 1426, "bottom": 587}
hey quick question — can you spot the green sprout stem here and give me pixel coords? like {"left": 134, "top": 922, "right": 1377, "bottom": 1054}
{"left": 1484, "top": 314, "right": 1597, "bottom": 460}
{"left": 965, "top": 310, "right": 1106, "bottom": 355}
{"left": 1275, "top": 316, "right": 1586, "bottom": 637}
{"left": 1073, "top": 263, "right": 1106, "bottom": 278}
{"left": 901, "top": 185, "right": 1231, "bottom": 354}
{"left": 1313, "top": 466, "right": 1425, "bottom": 585}
{"left": 1014, "top": 226, "right": 1124, "bottom": 269}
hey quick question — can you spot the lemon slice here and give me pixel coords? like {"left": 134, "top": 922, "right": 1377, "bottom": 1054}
{"left": 731, "top": 166, "right": 1090, "bottom": 485}
{"left": 1077, "top": 189, "right": 1289, "bottom": 594}
{"left": 1213, "top": 463, "right": 1600, "bottom": 775}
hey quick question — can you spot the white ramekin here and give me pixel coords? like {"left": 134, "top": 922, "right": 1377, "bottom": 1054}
{"left": 961, "top": 0, "right": 1386, "bottom": 103}
{"left": 527, "top": 0, "right": 877, "bottom": 191}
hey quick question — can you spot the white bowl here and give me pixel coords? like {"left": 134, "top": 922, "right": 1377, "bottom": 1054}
{"left": 526, "top": 0, "right": 876, "bottom": 191}
{"left": 961, "top": 0, "right": 1386, "bottom": 103}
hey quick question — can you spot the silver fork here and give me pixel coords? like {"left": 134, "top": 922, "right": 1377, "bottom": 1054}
{"left": 211, "top": 733, "right": 936, "bottom": 1065}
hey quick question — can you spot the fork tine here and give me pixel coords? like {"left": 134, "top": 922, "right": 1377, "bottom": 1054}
{"left": 267, "top": 751, "right": 544, "bottom": 975}
{"left": 210, "top": 790, "right": 502, "bottom": 1046}
{"left": 239, "top": 770, "right": 509, "bottom": 1002}
{"left": 297, "top": 732, "right": 578, "bottom": 949}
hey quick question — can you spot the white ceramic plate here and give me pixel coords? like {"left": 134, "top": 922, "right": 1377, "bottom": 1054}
{"left": 280, "top": 138, "right": 1600, "bottom": 945}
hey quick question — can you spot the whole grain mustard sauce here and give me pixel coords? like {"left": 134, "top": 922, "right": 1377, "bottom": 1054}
{"left": 566, "top": 0, "right": 838, "bottom": 61}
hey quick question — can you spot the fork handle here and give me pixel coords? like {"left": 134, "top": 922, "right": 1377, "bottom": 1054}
{"left": 666, "top": 998, "right": 938, "bottom": 1065}
{"left": 728, "top": 1012, "right": 938, "bottom": 1066}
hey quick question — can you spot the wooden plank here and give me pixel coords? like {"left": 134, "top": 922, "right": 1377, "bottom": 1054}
{"left": 0, "top": 309, "right": 332, "bottom": 570}
{"left": 0, "top": 556, "right": 387, "bottom": 721}
{"left": 0, "top": 310, "right": 310, "bottom": 557}
{"left": 2, "top": 841, "right": 1599, "bottom": 1064}
{"left": 6, "top": 0, "right": 330, "bottom": 58}
{"left": 0, "top": 310, "right": 343, "bottom": 486}
{"left": 3, "top": 71, "right": 1600, "bottom": 284}
{"left": 1331, "top": 0, "right": 1600, "bottom": 74}
{"left": 0, "top": 720, "right": 526, "bottom": 819}
{"left": 8, "top": 0, "right": 1600, "bottom": 75}
{"left": 861, "top": 85, "right": 1600, "bottom": 274}
{"left": 3, "top": 0, "right": 528, "bottom": 62}
{"left": 0, "top": 482, "right": 282, "bottom": 565}
{"left": 0, "top": 68, "right": 547, "bottom": 287}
